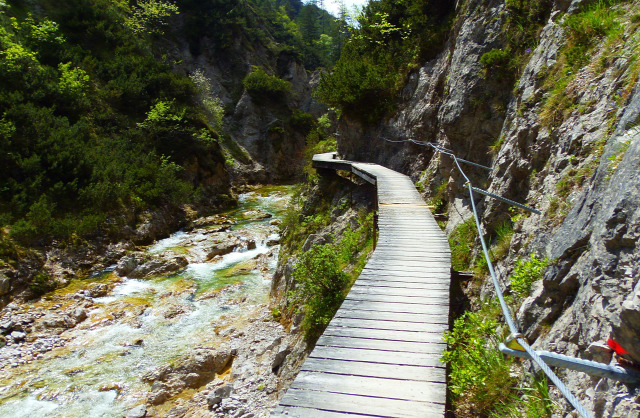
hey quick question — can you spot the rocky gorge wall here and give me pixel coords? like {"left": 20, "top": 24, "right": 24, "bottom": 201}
{"left": 161, "top": 13, "right": 325, "bottom": 186}
{"left": 332, "top": 0, "right": 640, "bottom": 415}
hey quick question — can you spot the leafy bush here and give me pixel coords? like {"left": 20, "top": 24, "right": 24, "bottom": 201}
{"left": 284, "top": 196, "right": 374, "bottom": 342}
{"left": 189, "top": 69, "right": 224, "bottom": 131}
{"left": 30, "top": 272, "right": 55, "bottom": 296}
{"left": 510, "top": 254, "right": 549, "bottom": 298}
{"left": 0, "top": 1, "right": 223, "bottom": 244}
{"left": 289, "top": 110, "right": 315, "bottom": 134}
{"left": 442, "top": 305, "right": 517, "bottom": 415}
{"left": 243, "top": 66, "right": 291, "bottom": 101}
{"left": 316, "top": 55, "right": 398, "bottom": 122}
{"left": 125, "top": 0, "right": 179, "bottom": 35}
{"left": 480, "top": 49, "right": 513, "bottom": 80}
{"left": 291, "top": 243, "right": 350, "bottom": 341}
{"left": 449, "top": 218, "right": 478, "bottom": 270}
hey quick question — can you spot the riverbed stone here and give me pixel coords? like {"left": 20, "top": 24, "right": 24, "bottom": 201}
{"left": 125, "top": 404, "right": 147, "bottom": 418}
{"left": 10, "top": 331, "right": 26, "bottom": 342}
{"left": 73, "top": 308, "right": 87, "bottom": 323}
{"left": 115, "top": 255, "right": 139, "bottom": 276}
{"left": 128, "top": 256, "right": 188, "bottom": 278}
{"left": 207, "top": 383, "right": 233, "bottom": 406}
{"left": 206, "top": 242, "right": 238, "bottom": 259}
{"left": 266, "top": 235, "right": 281, "bottom": 246}
{"left": 242, "top": 210, "right": 272, "bottom": 221}
{"left": 86, "top": 283, "right": 110, "bottom": 298}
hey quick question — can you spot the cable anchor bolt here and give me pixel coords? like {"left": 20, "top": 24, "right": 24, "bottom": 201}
{"left": 505, "top": 333, "right": 528, "bottom": 351}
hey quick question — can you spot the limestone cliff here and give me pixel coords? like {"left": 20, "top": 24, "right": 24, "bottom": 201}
{"left": 161, "top": 7, "right": 324, "bottom": 186}
{"left": 333, "top": 0, "right": 640, "bottom": 415}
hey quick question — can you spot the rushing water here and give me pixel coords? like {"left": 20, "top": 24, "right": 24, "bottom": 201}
{"left": 0, "top": 186, "right": 293, "bottom": 417}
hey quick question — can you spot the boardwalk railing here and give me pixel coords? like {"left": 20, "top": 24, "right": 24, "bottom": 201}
{"left": 272, "top": 153, "right": 451, "bottom": 417}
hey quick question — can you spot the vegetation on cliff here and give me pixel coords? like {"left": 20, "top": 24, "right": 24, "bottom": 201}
{"left": 0, "top": 0, "right": 229, "bottom": 247}
{"left": 275, "top": 168, "right": 375, "bottom": 342}
{"left": 316, "top": 0, "right": 454, "bottom": 122}
{"left": 0, "top": 0, "right": 339, "bottom": 248}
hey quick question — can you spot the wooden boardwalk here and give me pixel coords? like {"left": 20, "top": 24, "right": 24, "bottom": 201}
{"left": 272, "top": 153, "right": 451, "bottom": 417}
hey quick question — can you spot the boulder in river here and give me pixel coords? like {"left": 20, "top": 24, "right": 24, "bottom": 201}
{"left": 138, "top": 256, "right": 188, "bottom": 278}
{"left": 242, "top": 210, "right": 272, "bottom": 221}
{"left": 142, "top": 346, "right": 233, "bottom": 404}
{"left": 125, "top": 404, "right": 147, "bottom": 418}
{"left": 206, "top": 241, "right": 238, "bottom": 260}
{"left": 189, "top": 215, "right": 236, "bottom": 230}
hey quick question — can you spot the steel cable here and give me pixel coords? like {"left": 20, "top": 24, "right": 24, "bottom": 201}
{"left": 374, "top": 135, "right": 593, "bottom": 417}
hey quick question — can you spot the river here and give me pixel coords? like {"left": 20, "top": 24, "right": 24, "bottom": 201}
{"left": 0, "top": 186, "right": 294, "bottom": 417}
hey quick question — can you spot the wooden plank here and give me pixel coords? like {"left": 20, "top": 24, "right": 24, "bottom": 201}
{"left": 361, "top": 264, "right": 451, "bottom": 281}
{"left": 272, "top": 405, "right": 365, "bottom": 417}
{"left": 323, "top": 326, "right": 445, "bottom": 344}
{"left": 349, "top": 285, "right": 449, "bottom": 298}
{"left": 367, "top": 255, "right": 450, "bottom": 263}
{"left": 272, "top": 389, "right": 444, "bottom": 418}
{"left": 362, "top": 265, "right": 451, "bottom": 274}
{"left": 353, "top": 279, "right": 450, "bottom": 291}
{"left": 300, "top": 357, "right": 446, "bottom": 383}
{"left": 316, "top": 335, "right": 445, "bottom": 354}
{"left": 357, "top": 272, "right": 451, "bottom": 282}
{"left": 355, "top": 278, "right": 450, "bottom": 290}
{"left": 273, "top": 397, "right": 443, "bottom": 418}
{"left": 329, "top": 317, "right": 448, "bottom": 334}
{"left": 372, "top": 245, "right": 450, "bottom": 252}
{"left": 339, "top": 299, "right": 448, "bottom": 315}
{"left": 344, "top": 293, "right": 449, "bottom": 305}
{"left": 363, "top": 264, "right": 450, "bottom": 272}
{"left": 357, "top": 272, "right": 450, "bottom": 281}
{"left": 309, "top": 345, "right": 444, "bottom": 367}
{"left": 370, "top": 249, "right": 449, "bottom": 256}
{"left": 335, "top": 308, "right": 449, "bottom": 324}
{"left": 290, "top": 372, "right": 447, "bottom": 404}
{"left": 346, "top": 291, "right": 450, "bottom": 302}
{"left": 366, "top": 258, "right": 451, "bottom": 266}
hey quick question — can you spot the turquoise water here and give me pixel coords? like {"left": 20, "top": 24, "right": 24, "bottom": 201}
{"left": 0, "top": 186, "right": 293, "bottom": 417}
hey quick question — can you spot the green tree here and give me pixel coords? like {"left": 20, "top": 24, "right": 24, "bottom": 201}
{"left": 125, "top": 0, "right": 179, "bottom": 34}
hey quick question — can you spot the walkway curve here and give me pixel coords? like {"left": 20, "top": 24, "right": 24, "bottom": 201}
{"left": 272, "top": 153, "right": 451, "bottom": 417}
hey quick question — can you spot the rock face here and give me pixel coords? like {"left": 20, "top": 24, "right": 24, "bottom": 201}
{"left": 160, "top": 11, "right": 325, "bottom": 186}
{"left": 331, "top": 0, "right": 640, "bottom": 415}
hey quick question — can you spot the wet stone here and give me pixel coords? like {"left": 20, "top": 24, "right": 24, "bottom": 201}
{"left": 207, "top": 383, "right": 233, "bottom": 406}
{"left": 10, "top": 331, "right": 26, "bottom": 342}
{"left": 125, "top": 404, "right": 147, "bottom": 418}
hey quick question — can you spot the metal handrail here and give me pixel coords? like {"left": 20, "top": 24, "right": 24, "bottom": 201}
{"left": 376, "top": 136, "right": 596, "bottom": 417}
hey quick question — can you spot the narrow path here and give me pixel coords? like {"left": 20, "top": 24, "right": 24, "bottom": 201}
{"left": 272, "top": 153, "right": 451, "bottom": 417}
